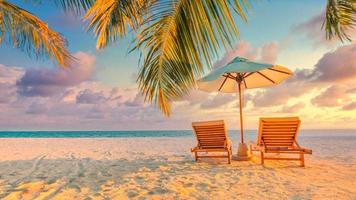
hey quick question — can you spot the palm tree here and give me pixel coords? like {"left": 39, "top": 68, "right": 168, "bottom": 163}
{"left": 324, "top": 0, "right": 355, "bottom": 42}
{"left": 85, "top": 0, "right": 251, "bottom": 116}
{"left": 0, "top": 0, "right": 77, "bottom": 67}
{"left": 83, "top": 0, "right": 355, "bottom": 116}
{"left": 1, "top": 0, "right": 354, "bottom": 115}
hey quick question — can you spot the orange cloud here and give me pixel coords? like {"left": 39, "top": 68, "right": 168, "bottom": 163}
{"left": 312, "top": 85, "right": 351, "bottom": 107}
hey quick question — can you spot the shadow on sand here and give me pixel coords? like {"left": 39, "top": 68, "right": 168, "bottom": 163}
{"left": 0, "top": 154, "right": 346, "bottom": 199}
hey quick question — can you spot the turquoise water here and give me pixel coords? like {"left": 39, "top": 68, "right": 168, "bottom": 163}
{"left": 0, "top": 130, "right": 355, "bottom": 138}
{"left": 0, "top": 130, "right": 192, "bottom": 138}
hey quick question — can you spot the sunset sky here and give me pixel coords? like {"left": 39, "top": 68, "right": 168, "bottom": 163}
{"left": 0, "top": 0, "right": 355, "bottom": 130}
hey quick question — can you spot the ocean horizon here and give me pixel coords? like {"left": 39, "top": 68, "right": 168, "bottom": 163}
{"left": 0, "top": 129, "right": 355, "bottom": 138}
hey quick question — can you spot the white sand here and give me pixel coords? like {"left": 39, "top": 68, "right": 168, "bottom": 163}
{"left": 0, "top": 137, "right": 355, "bottom": 199}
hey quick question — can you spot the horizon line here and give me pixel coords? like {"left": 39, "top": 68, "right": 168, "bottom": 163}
{"left": 0, "top": 129, "right": 355, "bottom": 132}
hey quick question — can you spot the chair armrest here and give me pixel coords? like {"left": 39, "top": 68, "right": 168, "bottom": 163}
{"left": 301, "top": 148, "right": 312, "bottom": 154}
{"left": 191, "top": 147, "right": 199, "bottom": 152}
{"left": 249, "top": 141, "right": 264, "bottom": 151}
{"left": 294, "top": 141, "right": 312, "bottom": 154}
{"left": 248, "top": 140, "right": 257, "bottom": 146}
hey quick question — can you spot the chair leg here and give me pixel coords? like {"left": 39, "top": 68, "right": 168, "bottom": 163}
{"left": 194, "top": 152, "right": 198, "bottom": 162}
{"left": 249, "top": 145, "right": 252, "bottom": 156}
{"left": 300, "top": 153, "right": 305, "bottom": 167}
{"left": 227, "top": 150, "right": 231, "bottom": 164}
{"left": 260, "top": 151, "right": 264, "bottom": 165}
{"left": 231, "top": 147, "right": 233, "bottom": 159}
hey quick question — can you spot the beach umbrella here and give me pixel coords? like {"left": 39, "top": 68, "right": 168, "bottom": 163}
{"left": 197, "top": 57, "right": 293, "bottom": 160}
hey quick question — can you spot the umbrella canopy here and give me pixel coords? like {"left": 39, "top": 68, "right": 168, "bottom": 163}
{"left": 198, "top": 57, "right": 293, "bottom": 93}
{"left": 197, "top": 57, "right": 293, "bottom": 160}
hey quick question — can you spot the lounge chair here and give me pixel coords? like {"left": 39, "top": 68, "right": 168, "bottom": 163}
{"left": 250, "top": 117, "right": 312, "bottom": 167}
{"left": 191, "top": 120, "right": 232, "bottom": 164}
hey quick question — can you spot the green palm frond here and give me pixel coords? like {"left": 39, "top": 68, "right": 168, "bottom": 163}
{"left": 134, "top": 0, "right": 249, "bottom": 116}
{"left": 324, "top": 0, "right": 356, "bottom": 42}
{"left": 84, "top": 0, "right": 152, "bottom": 49}
{"left": 0, "top": 0, "right": 73, "bottom": 67}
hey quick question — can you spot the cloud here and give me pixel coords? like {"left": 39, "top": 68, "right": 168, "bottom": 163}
{"left": 260, "top": 42, "right": 279, "bottom": 64}
{"left": 16, "top": 52, "right": 96, "bottom": 97}
{"left": 108, "top": 88, "right": 122, "bottom": 101}
{"left": 178, "top": 90, "right": 210, "bottom": 105}
{"left": 0, "top": 64, "right": 24, "bottom": 82}
{"left": 251, "top": 70, "right": 314, "bottom": 107}
{"left": 281, "top": 102, "right": 305, "bottom": 113}
{"left": 76, "top": 89, "right": 107, "bottom": 104}
{"left": 251, "top": 43, "right": 356, "bottom": 108}
{"left": 0, "top": 83, "right": 17, "bottom": 103}
{"left": 26, "top": 102, "right": 48, "bottom": 115}
{"left": 124, "top": 93, "right": 145, "bottom": 107}
{"left": 0, "top": 42, "right": 355, "bottom": 129}
{"left": 200, "top": 94, "right": 236, "bottom": 109}
{"left": 86, "top": 106, "right": 110, "bottom": 119}
{"left": 213, "top": 41, "right": 280, "bottom": 68}
{"left": 0, "top": 64, "right": 24, "bottom": 103}
{"left": 342, "top": 102, "right": 356, "bottom": 110}
{"left": 346, "top": 87, "right": 356, "bottom": 94}
{"left": 202, "top": 43, "right": 356, "bottom": 110}
{"left": 0, "top": 61, "right": 190, "bottom": 129}
{"left": 291, "top": 12, "right": 355, "bottom": 47}
{"left": 311, "top": 44, "right": 356, "bottom": 82}
{"left": 312, "top": 85, "right": 351, "bottom": 107}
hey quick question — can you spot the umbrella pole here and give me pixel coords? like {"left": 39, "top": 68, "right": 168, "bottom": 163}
{"left": 238, "top": 82, "right": 244, "bottom": 144}
{"left": 236, "top": 81, "right": 250, "bottom": 161}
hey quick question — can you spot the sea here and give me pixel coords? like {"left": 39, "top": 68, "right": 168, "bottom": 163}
{"left": 0, "top": 130, "right": 355, "bottom": 139}
{"left": 0, "top": 130, "right": 355, "bottom": 159}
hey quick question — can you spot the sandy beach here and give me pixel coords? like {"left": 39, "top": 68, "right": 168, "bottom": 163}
{"left": 0, "top": 136, "right": 355, "bottom": 200}
{"left": 1, "top": 0, "right": 355, "bottom": 199}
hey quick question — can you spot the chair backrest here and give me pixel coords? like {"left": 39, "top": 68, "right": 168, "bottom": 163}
{"left": 258, "top": 117, "right": 301, "bottom": 148}
{"left": 192, "top": 120, "right": 227, "bottom": 149}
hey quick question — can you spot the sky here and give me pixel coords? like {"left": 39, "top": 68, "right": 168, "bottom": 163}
{"left": 0, "top": 0, "right": 355, "bottom": 130}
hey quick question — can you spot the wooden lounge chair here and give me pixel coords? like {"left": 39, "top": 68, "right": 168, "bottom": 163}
{"left": 250, "top": 117, "right": 312, "bottom": 167}
{"left": 191, "top": 120, "right": 232, "bottom": 164}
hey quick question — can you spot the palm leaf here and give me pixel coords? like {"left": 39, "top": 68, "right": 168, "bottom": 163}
{"left": 84, "top": 0, "right": 152, "bottom": 49}
{"left": 134, "top": 0, "right": 249, "bottom": 116}
{"left": 54, "top": 0, "right": 94, "bottom": 14}
{"left": 0, "top": 0, "right": 73, "bottom": 67}
{"left": 29, "top": 0, "right": 94, "bottom": 14}
{"left": 324, "top": 0, "right": 356, "bottom": 42}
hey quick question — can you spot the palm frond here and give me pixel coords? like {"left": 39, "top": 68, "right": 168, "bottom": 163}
{"left": 324, "top": 0, "right": 356, "bottom": 42}
{"left": 55, "top": 0, "right": 94, "bottom": 14}
{"left": 84, "top": 0, "right": 152, "bottom": 49}
{"left": 29, "top": 0, "right": 94, "bottom": 14}
{"left": 134, "top": 0, "right": 249, "bottom": 116}
{"left": 0, "top": 0, "right": 73, "bottom": 67}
